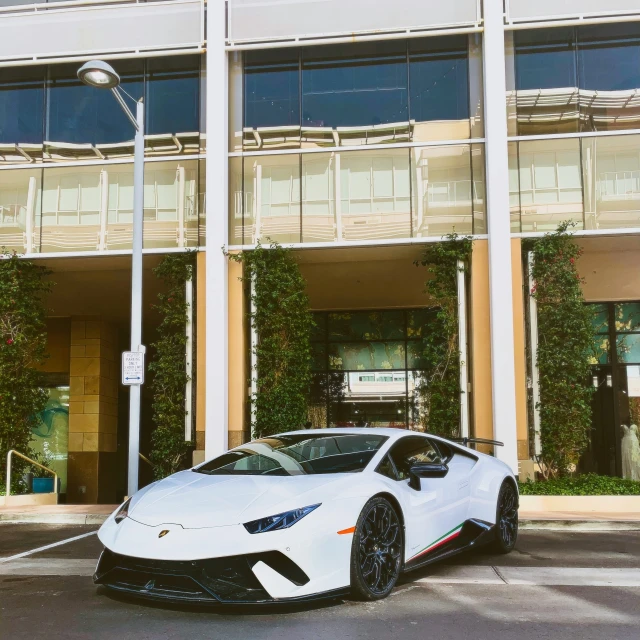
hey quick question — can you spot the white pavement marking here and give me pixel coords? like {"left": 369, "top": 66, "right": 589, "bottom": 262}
{"left": 0, "top": 559, "right": 96, "bottom": 576}
{"left": 0, "top": 531, "right": 97, "bottom": 564}
{"left": 416, "top": 565, "right": 640, "bottom": 587}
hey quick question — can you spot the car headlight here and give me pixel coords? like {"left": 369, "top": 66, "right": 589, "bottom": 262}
{"left": 114, "top": 498, "right": 132, "bottom": 524}
{"left": 243, "top": 504, "right": 321, "bottom": 534}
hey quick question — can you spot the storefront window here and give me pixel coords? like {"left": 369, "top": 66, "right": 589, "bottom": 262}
{"left": 310, "top": 309, "right": 437, "bottom": 429}
{"left": 0, "top": 66, "right": 45, "bottom": 146}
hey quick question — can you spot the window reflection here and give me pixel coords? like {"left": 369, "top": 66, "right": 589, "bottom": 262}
{"left": 37, "top": 160, "right": 200, "bottom": 253}
{"left": 583, "top": 134, "right": 640, "bottom": 230}
{"left": 47, "top": 61, "right": 144, "bottom": 147}
{"left": 146, "top": 56, "right": 200, "bottom": 136}
{"left": 510, "top": 138, "right": 584, "bottom": 232}
{"left": 0, "top": 67, "right": 45, "bottom": 151}
{"left": 231, "top": 144, "right": 482, "bottom": 245}
{"left": 514, "top": 24, "right": 640, "bottom": 135}
{"left": 0, "top": 168, "right": 41, "bottom": 253}
{"left": 242, "top": 36, "right": 475, "bottom": 151}
{"left": 410, "top": 36, "right": 470, "bottom": 141}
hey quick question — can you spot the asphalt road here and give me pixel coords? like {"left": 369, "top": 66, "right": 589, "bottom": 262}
{"left": 1, "top": 525, "right": 639, "bottom": 640}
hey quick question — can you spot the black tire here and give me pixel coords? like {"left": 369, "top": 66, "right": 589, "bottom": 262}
{"left": 491, "top": 481, "right": 519, "bottom": 554}
{"left": 350, "top": 496, "right": 403, "bottom": 601}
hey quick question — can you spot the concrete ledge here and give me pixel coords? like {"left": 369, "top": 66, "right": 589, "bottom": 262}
{"left": 520, "top": 495, "right": 640, "bottom": 513}
{"left": 0, "top": 494, "right": 58, "bottom": 508}
{"left": 521, "top": 520, "right": 640, "bottom": 531}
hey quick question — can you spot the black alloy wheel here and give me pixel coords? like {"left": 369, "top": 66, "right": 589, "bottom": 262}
{"left": 350, "top": 497, "right": 403, "bottom": 600}
{"left": 493, "top": 481, "right": 519, "bottom": 553}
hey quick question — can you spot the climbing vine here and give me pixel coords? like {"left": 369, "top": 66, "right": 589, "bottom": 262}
{"left": 415, "top": 234, "right": 472, "bottom": 438}
{"left": 229, "top": 242, "right": 314, "bottom": 438}
{"left": 0, "top": 251, "right": 52, "bottom": 487}
{"left": 528, "top": 222, "right": 593, "bottom": 478}
{"left": 148, "top": 252, "right": 195, "bottom": 479}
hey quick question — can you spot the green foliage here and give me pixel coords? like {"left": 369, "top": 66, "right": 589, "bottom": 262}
{"left": 229, "top": 243, "right": 314, "bottom": 438}
{"left": 528, "top": 222, "right": 594, "bottom": 478}
{"left": 519, "top": 473, "right": 640, "bottom": 496}
{"left": 415, "top": 235, "right": 473, "bottom": 438}
{"left": 148, "top": 252, "right": 195, "bottom": 479}
{"left": 0, "top": 251, "right": 52, "bottom": 486}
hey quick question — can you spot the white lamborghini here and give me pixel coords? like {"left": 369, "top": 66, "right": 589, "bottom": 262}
{"left": 95, "top": 428, "right": 519, "bottom": 604}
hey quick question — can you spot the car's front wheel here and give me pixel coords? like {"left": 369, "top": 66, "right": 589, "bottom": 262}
{"left": 492, "top": 481, "right": 519, "bottom": 553}
{"left": 350, "top": 496, "right": 403, "bottom": 600}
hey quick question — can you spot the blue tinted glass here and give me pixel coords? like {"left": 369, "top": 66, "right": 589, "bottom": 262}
{"left": 146, "top": 56, "right": 200, "bottom": 135}
{"left": 47, "top": 62, "right": 143, "bottom": 144}
{"left": 409, "top": 36, "right": 469, "bottom": 122}
{"left": 0, "top": 67, "right": 44, "bottom": 144}
{"left": 302, "top": 41, "right": 408, "bottom": 128}
{"left": 515, "top": 28, "right": 576, "bottom": 90}
{"left": 578, "top": 24, "right": 640, "bottom": 91}
{"left": 244, "top": 49, "right": 300, "bottom": 129}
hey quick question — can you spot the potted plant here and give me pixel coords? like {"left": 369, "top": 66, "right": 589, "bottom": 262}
{"left": 31, "top": 452, "right": 57, "bottom": 494}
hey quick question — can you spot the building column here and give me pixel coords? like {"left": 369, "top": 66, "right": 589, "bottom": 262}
{"left": 67, "top": 318, "right": 119, "bottom": 504}
{"left": 482, "top": 0, "right": 519, "bottom": 472}
{"left": 204, "top": 0, "right": 229, "bottom": 459}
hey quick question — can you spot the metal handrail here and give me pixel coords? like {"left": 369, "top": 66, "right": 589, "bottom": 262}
{"left": 139, "top": 452, "right": 155, "bottom": 469}
{"left": 5, "top": 449, "right": 58, "bottom": 498}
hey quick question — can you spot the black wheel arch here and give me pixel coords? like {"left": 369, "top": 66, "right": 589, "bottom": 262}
{"left": 501, "top": 476, "right": 519, "bottom": 507}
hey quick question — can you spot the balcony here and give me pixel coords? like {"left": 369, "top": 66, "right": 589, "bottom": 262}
{"left": 0, "top": 0, "right": 204, "bottom": 64}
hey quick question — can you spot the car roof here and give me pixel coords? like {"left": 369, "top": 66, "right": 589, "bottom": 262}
{"left": 277, "top": 427, "right": 427, "bottom": 441}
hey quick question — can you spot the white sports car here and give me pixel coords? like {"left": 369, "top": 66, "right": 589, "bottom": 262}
{"left": 95, "top": 428, "right": 519, "bottom": 604}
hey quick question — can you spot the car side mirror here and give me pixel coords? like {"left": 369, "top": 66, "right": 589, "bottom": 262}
{"left": 408, "top": 463, "right": 449, "bottom": 490}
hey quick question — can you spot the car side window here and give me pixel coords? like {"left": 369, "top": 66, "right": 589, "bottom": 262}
{"left": 389, "top": 436, "right": 443, "bottom": 481}
{"left": 375, "top": 455, "right": 398, "bottom": 480}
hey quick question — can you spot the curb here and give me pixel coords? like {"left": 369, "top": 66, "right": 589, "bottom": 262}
{"left": 0, "top": 514, "right": 109, "bottom": 525}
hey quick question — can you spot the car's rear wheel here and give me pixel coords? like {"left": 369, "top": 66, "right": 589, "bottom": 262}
{"left": 350, "top": 496, "right": 403, "bottom": 600}
{"left": 492, "top": 481, "right": 519, "bottom": 553}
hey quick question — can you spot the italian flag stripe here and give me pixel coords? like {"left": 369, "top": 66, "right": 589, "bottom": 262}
{"left": 409, "top": 524, "right": 464, "bottom": 562}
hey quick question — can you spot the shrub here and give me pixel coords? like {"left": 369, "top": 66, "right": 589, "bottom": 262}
{"left": 228, "top": 242, "right": 314, "bottom": 438}
{"left": 519, "top": 474, "right": 640, "bottom": 496}
{"left": 0, "top": 251, "right": 52, "bottom": 488}
{"left": 148, "top": 252, "right": 196, "bottom": 479}
{"left": 528, "top": 222, "right": 593, "bottom": 478}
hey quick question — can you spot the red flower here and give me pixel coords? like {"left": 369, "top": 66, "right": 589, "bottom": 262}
{"left": 6, "top": 339, "right": 14, "bottom": 345}
{"left": 167, "top": 297, "right": 174, "bottom": 303}
{"left": 570, "top": 258, "right": 575, "bottom": 264}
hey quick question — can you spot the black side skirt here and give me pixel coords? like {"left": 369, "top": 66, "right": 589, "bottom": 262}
{"left": 402, "top": 519, "right": 495, "bottom": 573}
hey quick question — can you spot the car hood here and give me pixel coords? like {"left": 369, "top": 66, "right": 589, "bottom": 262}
{"left": 127, "top": 470, "right": 354, "bottom": 529}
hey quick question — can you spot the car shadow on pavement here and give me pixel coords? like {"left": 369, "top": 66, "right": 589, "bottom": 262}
{"left": 96, "top": 585, "right": 348, "bottom": 616}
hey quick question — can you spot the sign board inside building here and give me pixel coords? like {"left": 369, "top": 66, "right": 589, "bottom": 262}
{"left": 122, "top": 351, "right": 145, "bottom": 385}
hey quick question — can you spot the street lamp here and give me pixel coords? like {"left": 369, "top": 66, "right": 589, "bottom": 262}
{"left": 78, "top": 60, "right": 145, "bottom": 497}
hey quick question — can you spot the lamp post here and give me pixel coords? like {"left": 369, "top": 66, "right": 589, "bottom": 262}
{"left": 78, "top": 60, "right": 144, "bottom": 497}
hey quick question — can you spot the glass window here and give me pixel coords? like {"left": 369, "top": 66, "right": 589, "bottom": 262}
{"left": 375, "top": 455, "right": 398, "bottom": 480}
{"left": 328, "top": 342, "right": 406, "bottom": 371}
{"left": 302, "top": 41, "right": 408, "bottom": 130}
{"left": 615, "top": 303, "right": 640, "bottom": 333}
{"left": 412, "top": 144, "right": 473, "bottom": 237}
{"left": 0, "top": 167, "right": 42, "bottom": 253}
{"left": 328, "top": 310, "right": 405, "bottom": 341}
{"left": 195, "top": 433, "right": 388, "bottom": 476}
{"left": 302, "top": 151, "right": 335, "bottom": 243}
{"left": 243, "top": 154, "right": 301, "bottom": 244}
{"left": 146, "top": 56, "right": 200, "bottom": 135}
{"left": 47, "top": 61, "right": 143, "bottom": 145}
{"left": 578, "top": 24, "right": 640, "bottom": 132}
{"left": 389, "top": 435, "right": 443, "bottom": 480}
{"left": 0, "top": 67, "right": 45, "bottom": 146}
{"left": 515, "top": 138, "right": 584, "bottom": 232}
{"left": 409, "top": 36, "right": 470, "bottom": 141}
{"left": 617, "top": 335, "right": 640, "bottom": 364}
{"left": 514, "top": 28, "right": 578, "bottom": 136}
{"left": 582, "top": 135, "right": 640, "bottom": 231}
{"left": 244, "top": 49, "right": 300, "bottom": 132}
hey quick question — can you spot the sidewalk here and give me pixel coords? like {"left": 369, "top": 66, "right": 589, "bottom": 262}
{"left": 1, "top": 504, "right": 640, "bottom": 529}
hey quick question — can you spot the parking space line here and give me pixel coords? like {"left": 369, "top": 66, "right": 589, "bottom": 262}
{"left": 0, "top": 531, "right": 97, "bottom": 564}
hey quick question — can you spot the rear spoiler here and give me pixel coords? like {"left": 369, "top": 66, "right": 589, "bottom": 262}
{"left": 452, "top": 437, "right": 504, "bottom": 448}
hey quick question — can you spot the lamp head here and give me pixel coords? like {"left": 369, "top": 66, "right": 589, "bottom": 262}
{"left": 77, "top": 60, "right": 120, "bottom": 89}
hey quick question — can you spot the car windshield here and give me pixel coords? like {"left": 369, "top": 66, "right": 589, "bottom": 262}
{"left": 194, "top": 433, "right": 388, "bottom": 476}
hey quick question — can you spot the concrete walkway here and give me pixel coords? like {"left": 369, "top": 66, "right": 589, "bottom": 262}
{"left": 1, "top": 504, "right": 640, "bottom": 528}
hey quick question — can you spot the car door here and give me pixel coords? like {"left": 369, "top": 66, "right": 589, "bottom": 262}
{"left": 386, "top": 435, "right": 461, "bottom": 565}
